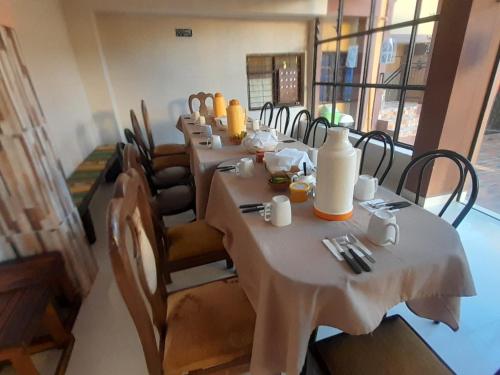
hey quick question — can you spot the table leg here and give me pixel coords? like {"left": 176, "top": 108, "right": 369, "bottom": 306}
{"left": 42, "top": 303, "right": 72, "bottom": 347}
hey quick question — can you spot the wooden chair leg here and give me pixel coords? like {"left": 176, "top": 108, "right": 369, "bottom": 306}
{"left": 10, "top": 348, "right": 40, "bottom": 375}
{"left": 81, "top": 210, "right": 96, "bottom": 244}
{"left": 42, "top": 303, "right": 71, "bottom": 347}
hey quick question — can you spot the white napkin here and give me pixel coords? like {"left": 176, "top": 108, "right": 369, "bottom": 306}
{"left": 359, "top": 199, "right": 400, "bottom": 213}
{"left": 264, "top": 148, "right": 314, "bottom": 174}
{"left": 243, "top": 131, "right": 279, "bottom": 153}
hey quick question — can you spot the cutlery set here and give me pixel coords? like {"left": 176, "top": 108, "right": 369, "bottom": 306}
{"left": 217, "top": 165, "right": 236, "bottom": 172}
{"left": 239, "top": 203, "right": 264, "bottom": 213}
{"left": 368, "top": 201, "right": 411, "bottom": 210}
{"left": 323, "top": 234, "right": 375, "bottom": 275}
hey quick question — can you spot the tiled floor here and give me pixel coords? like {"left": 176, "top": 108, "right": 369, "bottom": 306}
{"left": 1, "top": 184, "right": 499, "bottom": 375}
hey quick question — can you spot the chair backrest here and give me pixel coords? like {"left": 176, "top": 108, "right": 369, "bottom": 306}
{"left": 130, "top": 109, "right": 151, "bottom": 157}
{"left": 396, "top": 149, "right": 479, "bottom": 228}
{"left": 188, "top": 92, "right": 214, "bottom": 117}
{"left": 123, "top": 129, "right": 155, "bottom": 178}
{"left": 141, "top": 100, "right": 155, "bottom": 151}
{"left": 123, "top": 144, "right": 156, "bottom": 196}
{"left": 259, "top": 102, "right": 274, "bottom": 127}
{"left": 116, "top": 142, "right": 125, "bottom": 170}
{"left": 304, "top": 117, "right": 331, "bottom": 148}
{"left": 289, "top": 109, "right": 311, "bottom": 141}
{"left": 354, "top": 131, "right": 394, "bottom": 185}
{"left": 273, "top": 106, "right": 290, "bottom": 134}
{"left": 107, "top": 171, "right": 168, "bottom": 375}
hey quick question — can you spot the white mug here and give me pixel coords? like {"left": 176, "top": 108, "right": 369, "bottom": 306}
{"left": 202, "top": 124, "right": 212, "bottom": 137}
{"left": 192, "top": 111, "right": 200, "bottom": 120}
{"left": 236, "top": 157, "right": 254, "bottom": 178}
{"left": 211, "top": 135, "right": 222, "bottom": 149}
{"left": 367, "top": 210, "right": 400, "bottom": 246}
{"left": 307, "top": 148, "right": 318, "bottom": 167}
{"left": 199, "top": 115, "right": 206, "bottom": 125}
{"left": 252, "top": 119, "right": 261, "bottom": 131}
{"left": 354, "top": 174, "right": 378, "bottom": 201}
{"left": 264, "top": 195, "right": 292, "bottom": 227}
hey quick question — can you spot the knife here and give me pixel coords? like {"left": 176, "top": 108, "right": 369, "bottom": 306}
{"left": 239, "top": 203, "right": 264, "bottom": 209}
{"left": 241, "top": 206, "right": 264, "bottom": 213}
{"left": 349, "top": 248, "right": 371, "bottom": 272}
{"left": 337, "top": 246, "right": 362, "bottom": 274}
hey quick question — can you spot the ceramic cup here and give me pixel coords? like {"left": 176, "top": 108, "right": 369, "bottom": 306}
{"left": 308, "top": 148, "right": 318, "bottom": 167}
{"left": 354, "top": 174, "right": 378, "bottom": 201}
{"left": 192, "top": 111, "right": 200, "bottom": 121}
{"left": 202, "top": 124, "right": 212, "bottom": 137}
{"left": 264, "top": 195, "right": 292, "bottom": 227}
{"left": 211, "top": 135, "right": 222, "bottom": 149}
{"left": 236, "top": 157, "right": 254, "bottom": 178}
{"left": 252, "top": 119, "right": 261, "bottom": 131}
{"left": 289, "top": 182, "right": 311, "bottom": 203}
{"left": 199, "top": 115, "right": 206, "bottom": 125}
{"left": 367, "top": 210, "right": 400, "bottom": 246}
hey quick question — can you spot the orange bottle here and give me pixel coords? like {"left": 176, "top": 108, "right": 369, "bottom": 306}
{"left": 214, "top": 92, "right": 227, "bottom": 117}
{"left": 227, "top": 99, "right": 245, "bottom": 138}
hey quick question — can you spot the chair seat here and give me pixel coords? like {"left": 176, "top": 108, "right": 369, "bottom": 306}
{"left": 166, "top": 220, "right": 225, "bottom": 262}
{"left": 152, "top": 166, "right": 190, "bottom": 189}
{"left": 164, "top": 277, "right": 255, "bottom": 374}
{"left": 155, "top": 185, "right": 194, "bottom": 216}
{"left": 313, "top": 315, "right": 453, "bottom": 375}
{"left": 153, "top": 144, "right": 187, "bottom": 157}
{"left": 152, "top": 154, "right": 190, "bottom": 172}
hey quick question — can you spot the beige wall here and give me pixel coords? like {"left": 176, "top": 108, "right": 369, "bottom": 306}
{"left": 96, "top": 13, "right": 310, "bottom": 143}
{"left": 2, "top": 0, "right": 101, "bottom": 175}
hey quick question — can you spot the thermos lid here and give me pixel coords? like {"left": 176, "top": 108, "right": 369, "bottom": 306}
{"left": 215, "top": 92, "right": 223, "bottom": 97}
{"left": 229, "top": 99, "right": 240, "bottom": 105}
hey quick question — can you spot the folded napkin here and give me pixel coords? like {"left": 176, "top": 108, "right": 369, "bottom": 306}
{"left": 243, "top": 131, "right": 279, "bottom": 153}
{"left": 264, "top": 148, "right": 314, "bottom": 174}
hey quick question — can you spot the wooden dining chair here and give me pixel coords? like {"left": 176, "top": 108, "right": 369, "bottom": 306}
{"left": 259, "top": 101, "right": 274, "bottom": 127}
{"left": 141, "top": 100, "right": 188, "bottom": 158}
{"left": 188, "top": 92, "right": 214, "bottom": 117}
{"left": 273, "top": 106, "right": 290, "bottom": 134}
{"left": 304, "top": 117, "right": 331, "bottom": 148}
{"left": 107, "top": 173, "right": 255, "bottom": 375}
{"left": 354, "top": 131, "right": 394, "bottom": 185}
{"left": 116, "top": 166, "right": 233, "bottom": 281}
{"left": 122, "top": 145, "right": 194, "bottom": 217}
{"left": 289, "top": 109, "right": 311, "bottom": 141}
{"left": 309, "top": 315, "right": 453, "bottom": 375}
{"left": 396, "top": 149, "right": 479, "bottom": 228}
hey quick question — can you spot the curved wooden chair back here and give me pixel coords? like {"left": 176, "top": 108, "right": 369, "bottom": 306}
{"left": 130, "top": 109, "right": 151, "bottom": 157}
{"left": 122, "top": 144, "right": 156, "bottom": 197}
{"left": 123, "top": 129, "right": 155, "bottom": 178}
{"left": 304, "top": 117, "right": 331, "bottom": 148}
{"left": 354, "top": 131, "right": 394, "bottom": 185}
{"left": 273, "top": 106, "right": 290, "bottom": 134}
{"left": 396, "top": 149, "right": 479, "bottom": 227}
{"left": 188, "top": 92, "right": 214, "bottom": 117}
{"left": 259, "top": 102, "right": 274, "bottom": 127}
{"left": 141, "top": 100, "right": 155, "bottom": 151}
{"left": 289, "top": 109, "right": 311, "bottom": 141}
{"left": 108, "top": 170, "right": 168, "bottom": 375}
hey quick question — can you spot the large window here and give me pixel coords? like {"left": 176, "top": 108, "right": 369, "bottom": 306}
{"left": 312, "top": 0, "right": 440, "bottom": 147}
{"left": 247, "top": 54, "right": 304, "bottom": 110}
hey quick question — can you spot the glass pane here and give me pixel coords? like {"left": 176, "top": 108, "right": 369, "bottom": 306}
{"left": 314, "top": 85, "right": 334, "bottom": 118}
{"left": 334, "top": 86, "right": 362, "bottom": 128}
{"left": 318, "top": 17, "right": 338, "bottom": 40}
{"left": 247, "top": 55, "right": 273, "bottom": 74}
{"left": 397, "top": 90, "right": 424, "bottom": 145}
{"left": 373, "top": 0, "right": 416, "bottom": 27}
{"left": 420, "top": 0, "right": 440, "bottom": 18}
{"left": 366, "top": 26, "right": 412, "bottom": 84}
{"left": 341, "top": 15, "right": 369, "bottom": 36}
{"left": 361, "top": 88, "right": 401, "bottom": 137}
{"left": 408, "top": 21, "right": 437, "bottom": 85}
{"left": 317, "top": 41, "right": 337, "bottom": 82}
{"left": 337, "top": 35, "right": 367, "bottom": 85}
{"left": 248, "top": 74, "right": 273, "bottom": 109}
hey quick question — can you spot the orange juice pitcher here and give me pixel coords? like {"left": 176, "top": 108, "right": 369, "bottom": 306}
{"left": 214, "top": 92, "right": 227, "bottom": 117}
{"left": 227, "top": 99, "right": 245, "bottom": 138}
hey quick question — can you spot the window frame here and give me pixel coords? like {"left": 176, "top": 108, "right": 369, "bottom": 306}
{"left": 246, "top": 53, "right": 305, "bottom": 111}
{"left": 311, "top": 0, "right": 440, "bottom": 149}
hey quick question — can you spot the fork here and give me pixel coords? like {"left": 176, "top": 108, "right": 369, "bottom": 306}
{"left": 346, "top": 234, "right": 376, "bottom": 264}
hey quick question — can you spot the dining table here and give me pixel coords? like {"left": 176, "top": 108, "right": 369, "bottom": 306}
{"left": 177, "top": 115, "right": 476, "bottom": 375}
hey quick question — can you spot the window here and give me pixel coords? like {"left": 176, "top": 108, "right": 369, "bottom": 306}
{"left": 312, "top": 0, "right": 440, "bottom": 147}
{"left": 247, "top": 53, "right": 304, "bottom": 110}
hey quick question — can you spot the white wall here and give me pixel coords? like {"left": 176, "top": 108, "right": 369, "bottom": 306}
{"left": 96, "top": 13, "right": 309, "bottom": 144}
{"left": 5, "top": 0, "right": 101, "bottom": 175}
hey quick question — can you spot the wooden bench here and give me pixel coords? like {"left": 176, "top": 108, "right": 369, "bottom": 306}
{"left": 66, "top": 145, "right": 120, "bottom": 244}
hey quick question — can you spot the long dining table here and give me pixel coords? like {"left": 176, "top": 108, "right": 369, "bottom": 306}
{"left": 177, "top": 115, "right": 476, "bottom": 375}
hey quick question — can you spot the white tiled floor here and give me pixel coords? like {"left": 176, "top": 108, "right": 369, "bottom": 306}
{"left": 1, "top": 184, "right": 499, "bottom": 375}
